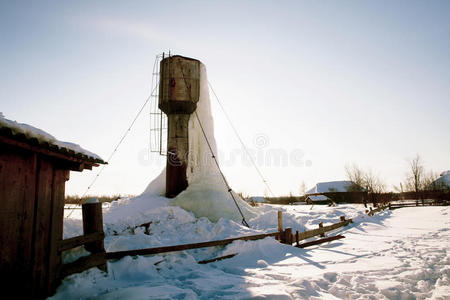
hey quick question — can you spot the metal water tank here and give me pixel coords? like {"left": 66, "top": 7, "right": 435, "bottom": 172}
{"left": 159, "top": 55, "right": 200, "bottom": 114}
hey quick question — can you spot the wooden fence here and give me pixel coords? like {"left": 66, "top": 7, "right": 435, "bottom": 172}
{"left": 278, "top": 214, "right": 353, "bottom": 245}
{"left": 366, "top": 204, "right": 390, "bottom": 216}
{"left": 59, "top": 210, "right": 355, "bottom": 277}
{"left": 59, "top": 202, "right": 106, "bottom": 279}
{"left": 389, "top": 199, "right": 448, "bottom": 210}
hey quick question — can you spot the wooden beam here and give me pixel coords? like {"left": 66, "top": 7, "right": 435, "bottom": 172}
{"left": 284, "top": 227, "right": 292, "bottom": 244}
{"left": 105, "top": 232, "right": 279, "bottom": 260}
{"left": 58, "top": 232, "right": 105, "bottom": 252}
{"left": 294, "top": 219, "right": 352, "bottom": 242}
{"left": 105, "top": 219, "right": 353, "bottom": 261}
{"left": 47, "top": 169, "right": 67, "bottom": 293}
{"left": 198, "top": 253, "right": 237, "bottom": 264}
{"left": 60, "top": 253, "right": 106, "bottom": 278}
{"left": 82, "top": 203, "right": 105, "bottom": 254}
{"left": 277, "top": 211, "right": 283, "bottom": 232}
{"left": 319, "top": 222, "right": 325, "bottom": 237}
{"left": 296, "top": 235, "right": 345, "bottom": 248}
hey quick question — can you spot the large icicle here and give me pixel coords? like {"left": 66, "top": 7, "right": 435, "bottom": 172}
{"left": 171, "top": 63, "right": 257, "bottom": 222}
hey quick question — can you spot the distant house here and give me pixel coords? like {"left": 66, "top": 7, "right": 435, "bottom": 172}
{"left": 305, "top": 195, "right": 333, "bottom": 205}
{"left": 306, "top": 180, "right": 367, "bottom": 204}
{"left": 427, "top": 170, "right": 450, "bottom": 191}
{"left": 306, "top": 181, "right": 363, "bottom": 194}
{"left": 0, "top": 115, "right": 105, "bottom": 299}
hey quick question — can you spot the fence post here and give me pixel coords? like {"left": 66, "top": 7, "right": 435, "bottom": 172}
{"left": 277, "top": 211, "right": 283, "bottom": 232}
{"left": 82, "top": 202, "right": 106, "bottom": 272}
{"left": 319, "top": 222, "right": 325, "bottom": 237}
{"left": 277, "top": 211, "right": 283, "bottom": 242}
{"left": 295, "top": 230, "right": 299, "bottom": 247}
{"left": 284, "top": 228, "right": 292, "bottom": 245}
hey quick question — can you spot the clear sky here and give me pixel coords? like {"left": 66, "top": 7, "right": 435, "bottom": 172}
{"left": 1, "top": 0, "right": 449, "bottom": 197}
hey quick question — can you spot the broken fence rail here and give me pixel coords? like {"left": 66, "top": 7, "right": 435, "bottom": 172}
{"left": 367, "top": 204, "right": 389, "bottom": 216}
{"left": 296, "top": 235, "right": 345, "bottom": 248}
{"left": 388, "top": 199, "right": 448, "bottom": 210}
{"left": 280, "top": 217, "right": 353, "bottom": 245}
{"left": 59, "top": 212, "right": 354, "bottom": 278}
{"left": 105, "top": 216, "right": 353, "bottom": 260}
{"left": 105, "top": 232, "right": 279, "bottom": 260}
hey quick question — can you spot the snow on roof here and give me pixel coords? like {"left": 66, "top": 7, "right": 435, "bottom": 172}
{"left": 306, "top": 195, "right": 330, "bottom": 201}
{"left": 429, "top": 170, "right": 450, "bottom": 189}
{"left": 439, "top": 170, "right": 450, "bottom": 179}
{"left": 0, "top": 113, "right": 105, "bottom": 164}
{"left": 306, "top": 181, "right": 359, "bottom": 194}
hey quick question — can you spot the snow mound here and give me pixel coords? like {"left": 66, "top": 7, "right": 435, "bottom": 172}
{"left": 172, "top": 177, "right": 257, "bottom": 223}
{"left": 142, "top": 61, "right": 257, "bottom": 223}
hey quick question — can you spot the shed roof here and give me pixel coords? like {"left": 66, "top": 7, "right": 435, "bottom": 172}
{"left": 306, "top": 195, "right": 331, "bottom": 201}
{"left": 0, "top": 114, "right": 106, "bottom": 169}
{"left": 306, "top": 180, "right": 363, "bottom": 194}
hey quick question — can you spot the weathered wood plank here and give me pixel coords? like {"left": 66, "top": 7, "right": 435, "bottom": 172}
{"left": 82, "top": 202, "right": 105, "bottom": 253}
{"left": 105, "top": 219, "right": 353, "bottom": 260}
{"left": 105, "top": 232, "right": 279, "bottom": 260}
{"left": 59, "top": 232, "right": 105, "bottom": 252}
{"left": 319, "top": 222, "right": 325, "bottom": 237}
{"left": 198, "top": 253, "right": 237, "bottom": 264}
{"left": 0, "top": 147, "right": 37, "bottom": 297}
{"left": 32, "top": 157, "right": 54, "bottom": 298}
{"left": 295, "top": 219, "right": 352, "bottom": 242}
{"left": 277, "top": 211, "right": 283, "bottom": 232}
{"left": 284, "top": 227, "right": 293, "bottom": 244}
{"left": 296, "top": 235, "right": 345, "bottom": 248}
{"left": 60, "top": 253, "right": 107, "bottom": 278}
{"left": 47, "top": 169, "right": 67, "bottom": 293}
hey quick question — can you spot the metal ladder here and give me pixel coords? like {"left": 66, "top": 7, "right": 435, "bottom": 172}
{"left": 149, "top": 53, "right": 168, "bottom": 156}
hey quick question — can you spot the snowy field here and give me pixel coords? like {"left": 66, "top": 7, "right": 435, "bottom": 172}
{"left": 52, "top": 204, "right": 449, "bottom": 299}
{"left": 51, "top": 63, "right": 449, "bottom": 299}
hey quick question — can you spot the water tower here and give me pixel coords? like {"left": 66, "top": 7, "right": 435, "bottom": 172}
{"left": 158, "top": 55, "right": 201, "bottom": 198}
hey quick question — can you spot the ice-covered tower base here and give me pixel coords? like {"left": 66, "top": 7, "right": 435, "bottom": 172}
{"left": 159, "top": 55, "right": 200, "bottom": 198}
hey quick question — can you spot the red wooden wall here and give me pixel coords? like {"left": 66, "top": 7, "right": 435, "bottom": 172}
{"left": 0, "top": 144, "right": 67, "bottom": 299}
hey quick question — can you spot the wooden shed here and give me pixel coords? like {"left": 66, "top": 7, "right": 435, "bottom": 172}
{"left": 0, "top": 117, "right": 105, "bottom": 299}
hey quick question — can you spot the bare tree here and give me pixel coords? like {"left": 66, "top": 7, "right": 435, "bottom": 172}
{"left": 345, "top": 164, "right": 387, "bottom": 206}
{"left": 363, "top": 169, "right": 386, "bottom": 194}
{"left": 405, "top": 154, "right": 424, "bottom": 192}
{"left": 422, "top": 170, "right": 440, "bottom": 191}
{"left": 393, "top": 182, "right": 404, "bottom": 193}
{"left": 345, "top": 164, "right": 365, "bottom": 192}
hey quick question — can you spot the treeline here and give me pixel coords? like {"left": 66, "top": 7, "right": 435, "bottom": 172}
{"left": 261, "top": 191, "right": 449, "bottom": 206}
{"left": 346, "top": 154, "right": 448, "bottom": 194}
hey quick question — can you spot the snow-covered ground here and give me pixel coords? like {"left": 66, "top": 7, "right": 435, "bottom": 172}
{"left": 53, "top": 204, "right": 449, "bottom": 299}
{"left": 51, "top": 62, "right": 449, "bottom": 299}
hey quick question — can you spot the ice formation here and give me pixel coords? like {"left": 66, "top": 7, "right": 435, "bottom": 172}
{"left": 143, "top": 62, "right": 257, "bottom": 223}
